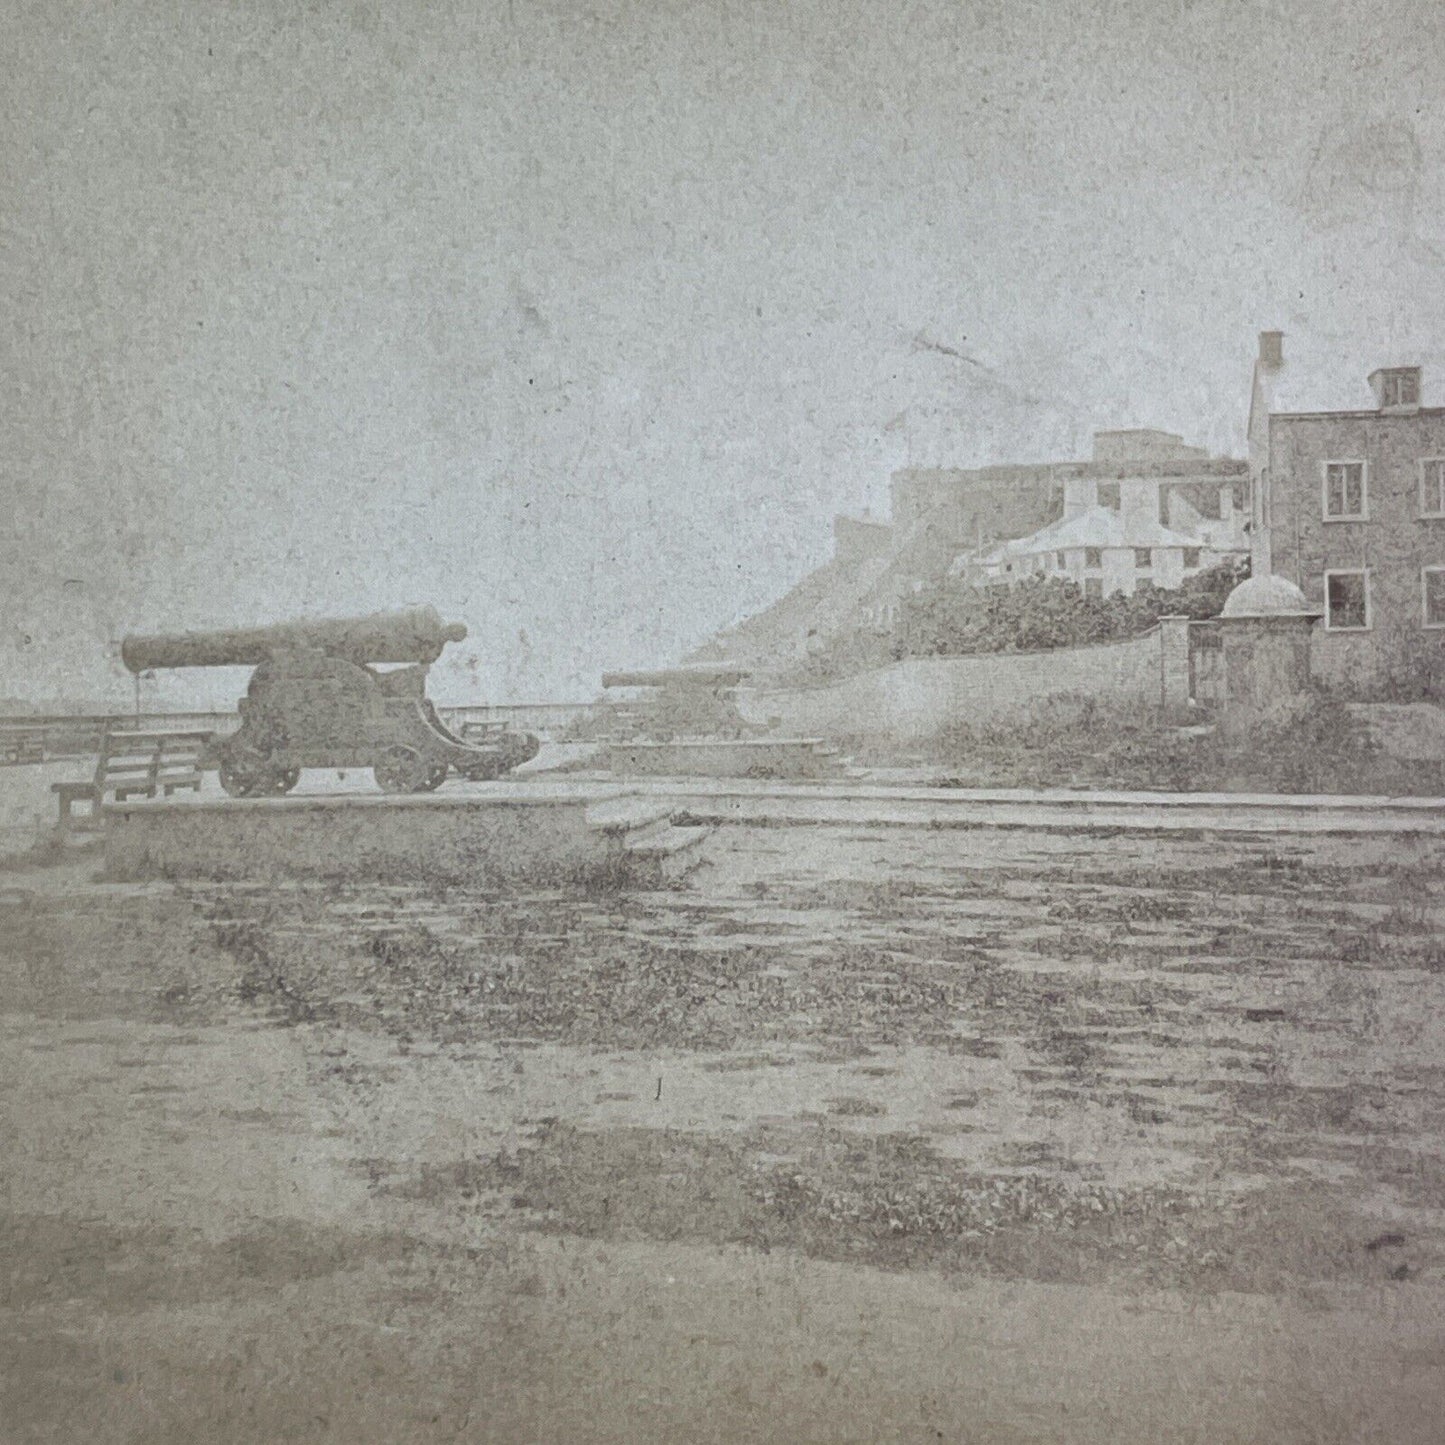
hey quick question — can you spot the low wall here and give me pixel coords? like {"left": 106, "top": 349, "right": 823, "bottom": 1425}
{"left": 102, "top": 787, "right": 665, "bottom": 886}
{"left": 741, "top": 630, "right": 1165, "bottom": 744}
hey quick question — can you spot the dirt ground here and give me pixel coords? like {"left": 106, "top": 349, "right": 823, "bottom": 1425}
{"left": 4, "top": 823, "right": 1445, "bottom": 1442}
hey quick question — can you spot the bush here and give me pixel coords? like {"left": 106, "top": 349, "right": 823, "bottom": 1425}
{"left": 899, "top": 688, "right": 1428, "bottom": 795}
{"left": 897, "top": 558, "right": 1248, "bottom": 659}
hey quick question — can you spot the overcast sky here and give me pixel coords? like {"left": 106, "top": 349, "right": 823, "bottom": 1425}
{"left": 5, "top": 0, "right": 1444, "bottom": 706}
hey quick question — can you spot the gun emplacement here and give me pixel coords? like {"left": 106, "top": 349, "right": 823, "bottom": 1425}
{"left": 121, "top": 607, "right": 538, "bottom": 796}
{"left": 599, "top": 663, "right": 756, "bottom": 741}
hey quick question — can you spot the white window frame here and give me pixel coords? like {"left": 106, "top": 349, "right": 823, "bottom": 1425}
{"left": 1424, "top": 566, "right": 1445, "bottom": 629}
{"left": 1381, "top": 371, "right": 1420, "bottom": 409}
{"left": 1321, "top": 460, "right": 1368, "bottom": 522}
{"left": 1324, "top": 568, "right": 1371, "bottom": 632}
{"left": 1419, "top": 458, "right": 1445, "bottom": 519}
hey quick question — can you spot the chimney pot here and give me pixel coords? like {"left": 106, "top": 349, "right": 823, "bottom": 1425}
{"left": 1258, "top": 331, "right": 1284, "bottom": 368}
{"left": 1368, "top": 366, "right": 1421, "bottom": 410}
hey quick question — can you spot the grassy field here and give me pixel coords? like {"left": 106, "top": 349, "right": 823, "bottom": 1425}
{"left": 859, "top": 697, "right": 1445, "bottom": 795}
{"left": 4, "top": 824, "right": 1445, "bottom": 1441}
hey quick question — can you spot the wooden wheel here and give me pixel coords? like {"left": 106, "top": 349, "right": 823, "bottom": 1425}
{"left": 373, "top": 745, "right": 431, "bottom": 794}
{"left": 267, "top": 766, "right": 301, "bottom": 795}
{"left": 218, "top": 749, "right": 271, "bottom": 798}
{"left": 419, "top": 764, "right": 448, "bottom": 792}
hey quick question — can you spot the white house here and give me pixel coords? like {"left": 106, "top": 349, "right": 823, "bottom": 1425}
{"left": 962, "top": 505, "right": 1221, "bottom": 598}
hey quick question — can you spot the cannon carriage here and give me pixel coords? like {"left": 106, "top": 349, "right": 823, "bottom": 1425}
{"left": 598, "top": 666, "right": 756, "bottom": 742}
{"left": 121, "top": 608, "right": 539, "bottom": 796}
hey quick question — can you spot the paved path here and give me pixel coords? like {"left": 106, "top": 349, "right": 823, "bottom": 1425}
{"left": 5, "top": 759, "right": 1443, "bottom": 859}
{"left": 188, "top": 774, "right": 1445, "bottom": 835}
{"left": 604, "top": 778, "right": 1445, "bottom": 835}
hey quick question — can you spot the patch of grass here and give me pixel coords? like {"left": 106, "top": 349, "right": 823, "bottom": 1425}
{"left": 826, "top": 1096, "right": 887, "bottom": 1117}
{"left": 394, "top": 1121, "right": 1431, "bottom": 1294}
{"left": 893, "top": 694, "right": 1433, "bottom": 795}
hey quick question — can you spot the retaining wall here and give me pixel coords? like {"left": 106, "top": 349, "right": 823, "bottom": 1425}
{"left": 103, "top": 787, "right": 662, "bottom": 886}
{"left": 741, "top": 629, "right": 1168, "bottom": 743}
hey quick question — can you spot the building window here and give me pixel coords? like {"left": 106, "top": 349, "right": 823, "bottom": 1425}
{"left": 1183, "top": 548, "right": 1201, "bottom": 568}
{"left": 1325, "top": 570, "right": 1370, "bottom": 631}
{"left": 1134, "top": 547, "right": 1152, "bottom": 569}
{"left": 1097, "top": 482, "right": 1120, "bottom": 510}
{"left": 1381, "top": 371, "right": 1420, "bottom": 408}
{"left": 1425, "top": 568, "right": 1445, "bottom": 628}
{"left": 1323, "top": 461, "right": 1367, "bottom": 520}
{"left": 1420, "top": 459, "right": 1445, "bottom": 518}
{"left": 1055, "top": 550, "right": 1065, "bottom": 569}
{"left": 1085, "top": 548, "right": 1103, "bottom": 568}
{"left": 1084, "top": 577, "right": 1103, "bottom": 599}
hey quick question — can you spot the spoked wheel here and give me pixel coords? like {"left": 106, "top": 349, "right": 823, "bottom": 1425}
{"left": 267, "top": 766, "right": 301, "bottom": 795}
{"left": 373, "top": 745, "right": 433, "bottom": 794}
{"left": 218, "top": 749, "right": 273, "bottom": 798}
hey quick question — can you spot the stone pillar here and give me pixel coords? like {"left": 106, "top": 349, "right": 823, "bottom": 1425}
{"left": 1158, "top": 615, "right": 1193, "bottom": 721}
{"left": 1218, "top": 614, "right": 1319, "bottom": 733}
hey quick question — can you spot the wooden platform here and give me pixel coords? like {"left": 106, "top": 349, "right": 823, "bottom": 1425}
{"left": 101, "top": 784, "right": 711, "bottom": 888}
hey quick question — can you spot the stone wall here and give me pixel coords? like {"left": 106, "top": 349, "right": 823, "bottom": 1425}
{"left": 103, "top": 789, "right": 663, "bottom": 886}
{"left": 1269, "top": 410, "right": 1445, "bottom": 694}
{"left": 742, "top": 629, "right": 1167, "bottom": 743}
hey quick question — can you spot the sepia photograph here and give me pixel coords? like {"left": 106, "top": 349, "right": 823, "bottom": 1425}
{"left": 4, "top": 1, "right": 1445, "bottom": 1440}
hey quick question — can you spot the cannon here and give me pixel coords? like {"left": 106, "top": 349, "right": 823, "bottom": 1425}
{"left": 599, "top": 664, "right": 757, "bottom": 741}
{"left": 122, "top": 607, "right": 540, "bottom": 796}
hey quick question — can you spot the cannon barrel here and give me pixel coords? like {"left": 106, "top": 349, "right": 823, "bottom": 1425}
{"left": 122, "top": 607, "right": 468, "bottom": 673}
{"left": 602, "top": 666, "right": 750, "bottom": 690}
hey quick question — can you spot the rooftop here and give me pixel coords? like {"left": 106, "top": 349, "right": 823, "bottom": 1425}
{"left": 977, "top": 506, "right": 1209, "bottom": 565}
{"left": 1221, "top": 575, "right": 1319, "bottom": 619}
{"left": 1254, "top": 332, "right": 1445, "bottom": 416}
{"left": 894, "top": 456, "right": 1245, "bottom": 489}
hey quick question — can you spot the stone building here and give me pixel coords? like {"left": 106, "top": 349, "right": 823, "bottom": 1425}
{"left": 700, "top": 429, "right": 1246, "bottom": 677}
{"left": 1247, "top": 332, "right": 1445, "bottom": 693}
{"left": 943, "top": 430, "right": 1247, "bottom": 597}
{"left": 970, "top": 506, "right": 1217, "bottom": 598}
{"left": 890, "top": 465, "right": 1062, "bottom": 546}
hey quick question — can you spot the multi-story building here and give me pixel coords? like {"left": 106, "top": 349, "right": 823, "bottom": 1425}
{"left": 1248, "top": 332, "right": 1445, "bottom": 692}
{"left": 969, "top": 506, "right": 1219, "bottom": 597}
{"left": 947, "top": 430, "right": 1248, "bottom": 598}
{"left": 700, "top": 428, "right": 1247, "bottom": 675}
{"left": 890, "top": 465, "right": 1062, "bottom": 547}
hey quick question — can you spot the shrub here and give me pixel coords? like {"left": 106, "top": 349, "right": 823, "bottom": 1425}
{"left": 905, "top": 687, "right": 1418, "bottom": 794}
{"left": 897, "top": 558, "right": 1248, "bottom": 659}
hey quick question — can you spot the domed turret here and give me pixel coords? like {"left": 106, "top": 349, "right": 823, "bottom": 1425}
{"left": 1220, "top": 575, "right": 1316, "bottom": 619}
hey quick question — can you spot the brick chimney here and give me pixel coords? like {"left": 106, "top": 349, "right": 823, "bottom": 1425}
{"left": 1368, "top": 366, "right": 1421, "bottom": 411}
{"left": 1258, "top": 331, "right": 1284, "bottom": 369}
